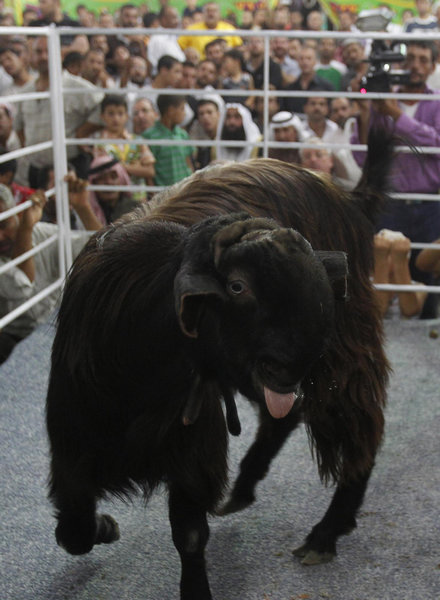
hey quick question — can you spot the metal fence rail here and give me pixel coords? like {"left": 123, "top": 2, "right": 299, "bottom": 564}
{"left": 1, "top": 25, "right": 440, "bottom": 334}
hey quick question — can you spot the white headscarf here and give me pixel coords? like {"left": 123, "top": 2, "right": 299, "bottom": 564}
{"left": 269, "top": 111, "right": 305, "bottom": 141}
{"left": 216, "top": 103, "right": 261, "bottom": 162}
{"left": 0, "top": 183, "right": 14, "bottom": 210}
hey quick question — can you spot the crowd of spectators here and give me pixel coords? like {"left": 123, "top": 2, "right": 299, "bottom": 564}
{"left": 1, "top": 0, "right": 440, "bottom": 359}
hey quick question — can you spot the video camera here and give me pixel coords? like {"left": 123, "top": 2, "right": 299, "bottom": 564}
{"left": 360, "top": 40, "right": 410, "bottom": 93}
{"left": 356, "top": 9, "right": 410, "bottom": 93}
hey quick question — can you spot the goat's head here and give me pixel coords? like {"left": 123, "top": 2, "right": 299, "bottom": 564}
{"left": 174, "top": 214, "right": 347, "bottom": 419}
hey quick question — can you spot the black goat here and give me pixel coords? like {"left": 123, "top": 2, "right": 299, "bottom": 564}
{"left": 140, "top": 129, "right": 392, "bottom": 563}
{"left": 46, "top": 214, "right": 347, "bottom": 599}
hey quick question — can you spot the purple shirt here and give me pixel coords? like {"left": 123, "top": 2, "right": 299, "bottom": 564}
{"left": 352, "top": 87, "right": 440, "bottom": 194}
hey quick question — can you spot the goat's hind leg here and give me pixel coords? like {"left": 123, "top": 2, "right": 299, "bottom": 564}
{"left": 292, "top": 468, "right": 372, "bottom": 565}
{"left": 169, "top": 483, "right": 213, "bottom": 600}
{"left": 50, "top": 470, "right": 120, "bottom": 555}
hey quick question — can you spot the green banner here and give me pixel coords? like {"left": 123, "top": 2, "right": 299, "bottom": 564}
{"left": 17, "top": 1, "right": 276, "bottom": 23}
{"left": 319, "top": 0, "right": 415, "bottom": 26}
{"left": 16, "top": 0, "right": 415, "bottom": 26}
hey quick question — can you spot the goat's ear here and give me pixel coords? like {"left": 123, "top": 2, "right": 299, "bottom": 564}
{"left": 174, "top": 270, "right": 227, "bottom": 338}
{"left": 314, "top": 251, "right": 349, "bottom": 301}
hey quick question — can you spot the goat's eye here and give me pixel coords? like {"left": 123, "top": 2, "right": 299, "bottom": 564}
{"left": 228, "top": 280, "right": 247, "bottom": 295}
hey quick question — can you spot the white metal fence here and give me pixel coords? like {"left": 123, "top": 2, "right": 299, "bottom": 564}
{"left": 1, "top": 25, "right": 440, "bottom": 335}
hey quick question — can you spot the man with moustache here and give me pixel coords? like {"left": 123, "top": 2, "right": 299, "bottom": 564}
{"left": 189, "top": 95, "right": 223, "bottom": 168}
{"left": 302, "top": 96, "right": 339, "bottom": 142}
{"left": 353, "top": 40, "right": 440, "bottom": 317}
{"left": 214, "top": 103, "right": 261, "bottom": 162}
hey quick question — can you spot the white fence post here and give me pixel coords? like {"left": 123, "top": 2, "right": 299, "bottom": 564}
{"left": 47, "top": 25, "right": 71, "bottom": 275}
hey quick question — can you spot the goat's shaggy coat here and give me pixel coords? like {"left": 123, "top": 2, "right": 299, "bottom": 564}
{"left": 47, "top": 212, "right": 347, "bottom": 599}
{"left": 46, "top": 131, "right": 391, "bottom": 599}
{"left": 144, "top": 132, "right": 391, "bottom": 558}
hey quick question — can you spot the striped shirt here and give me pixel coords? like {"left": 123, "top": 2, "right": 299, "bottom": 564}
{"left": 142, "top": 121, "right": 194, "bottom": 187}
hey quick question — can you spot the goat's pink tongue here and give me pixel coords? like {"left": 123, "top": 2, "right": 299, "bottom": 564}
{"left": 264, "top": 387, "right": 296, "bottom": 418}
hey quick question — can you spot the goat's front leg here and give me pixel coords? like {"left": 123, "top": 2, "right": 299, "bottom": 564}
{"left": 169, "top": 483, "right": 212, "bottom": 600}
{"left": 218, "top": 405, "right": 302, "bottom": 515}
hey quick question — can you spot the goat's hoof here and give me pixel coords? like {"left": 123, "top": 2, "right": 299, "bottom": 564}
{"left": 292, "top": 543, "right": 335, "bottom": 565}
{"left": 301, "top": 550, "right": 335, "bottom": 565}
{"left": 95, "top": 514, "right": 120, "bottom": 545}
{"left": 216, "top": 496, "right": 254, "bottom": 516}
{"left": 292, "top": 542, "right": 308, "bottom": 558}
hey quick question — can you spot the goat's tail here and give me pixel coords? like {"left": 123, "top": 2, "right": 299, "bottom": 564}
{"left": 351, "top": 126, "right": 396, "bottom": 226}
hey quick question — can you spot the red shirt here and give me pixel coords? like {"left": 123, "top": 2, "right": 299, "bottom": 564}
{"left": 12, "top": 182, "right": 35, "bottom": 204}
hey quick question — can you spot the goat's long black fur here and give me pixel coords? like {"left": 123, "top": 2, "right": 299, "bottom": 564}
{"left": 47, "top": 210, "right": 348, "bottom": 599}
{"left": 46, "top": 128, "right": 392, "bottom": 597}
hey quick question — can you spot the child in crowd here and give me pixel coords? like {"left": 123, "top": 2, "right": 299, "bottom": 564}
{"left": 142, "top": 94, "right": 194, "bottom": 187}
{"left": 373, "top": 229, "right": 427, "bottom": 319}
{"left": 220, "top": 48, "right": 255, "bottom": 108}
{"left": 93, "top": 94, "right": 155, "bottom": 199}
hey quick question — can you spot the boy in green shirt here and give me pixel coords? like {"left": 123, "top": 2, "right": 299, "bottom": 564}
{"left": 142, "top": 94, "right": 194, "bottom": 187}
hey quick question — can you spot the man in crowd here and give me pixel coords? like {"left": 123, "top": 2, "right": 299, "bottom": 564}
{"left": 179, "top": 2, "right": 242, "bottom": 59}
{"left": 117, "top": 3, "right": 146, "bottom": 57}
{"left": 9, "top": 36, "right": 33, "bottom": 72}
{"left": 352, "top": 40, "right": 440, "bottom": 317}
{"left": 131, "top": 98, "right": 158, "bottom": 135}
{"left": 177, "top": 61, "right": 199, "bottom": 128}
{"left": 147, "top": 5, "right": 186, "bottom": 76}
{"left": 316, "top": 38, "right": 347, "bottom": 91}
{"left": 195, "top": 59, "right": 218, "bottom": 89}
{"left": 403, "top": 0, "right": 438, "bottom": 33}
{"left": 270, "top": 36, "right": 300, "bottom": 85}
{"left": 282, "top": 45, "right": 334, "bottom": 114}
{"left": 0, "top": 149, "right": 35, "bottom": 205}
{"left": 0, "top": 104, "right": 20, "bottom": 153}
{"left": 81, "top": 48, "right": 116, "bottom": 88}
{"left": 86, "top": 155, "right": 142, "bottom": 225}
{"left": 214, "top": 103, "right": 261, "bottom": 162}
{"left": 340, "top": 39, "right": 368, "bottom": 91}
{"left": 13, "top": 36, "right": 103, "bottom": 186}
{"left": 0, "top": 46, "right": 35, "bottom": 95}
{"left": 0, "top": 178, "right": 102, "bottom": 363}
{"left": 329, "top": 97, "right": 354, "bottom": 132}
{"left": 268, "top": 111, "right": 303, "bottom": 164}
{"left": 204, "top": 38, "right": 227, "bottom": 70}
{"left": 118, "top": 3, "right": 140, "bottom": 28}
{"left": 125, "top": 56, "right": 151, "bottom": 91}
{"left": 302, "top": 96, "right": 338, "bottom": 141}
{"left": 180, "top": 61, "right": 198, "bottom": 91}
{"left": 252, "top": 87, "right": 280, "bottom": 132}
{"left": 29, "top": 0, "right": 89, "bottom": 57}
{"left": 299, "top": 139, "right": 356, "bottom": 190}
{"left": 151, "top": 55, "right": 184, "bottom": 92}
{"left": 328, "top": 96, "right": 361, "bottom": 185}
{"left": 189, "top": 95, "right": 223, "bottom": 168}
{"left": 245, "top": 35, "right": 283, "bottom": 91}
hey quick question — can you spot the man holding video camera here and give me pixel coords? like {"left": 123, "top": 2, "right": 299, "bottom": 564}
{"left": 352, "top": 40, "right": 440, "bottom": 318}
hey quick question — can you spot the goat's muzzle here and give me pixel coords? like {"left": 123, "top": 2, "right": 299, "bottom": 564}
{"left": 255, "top": 359, "right": 300, "bottom": 419}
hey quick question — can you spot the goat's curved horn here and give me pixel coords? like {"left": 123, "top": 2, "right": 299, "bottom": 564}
{"left": 212, "top": 217, "right": 279, "bottom": 267}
